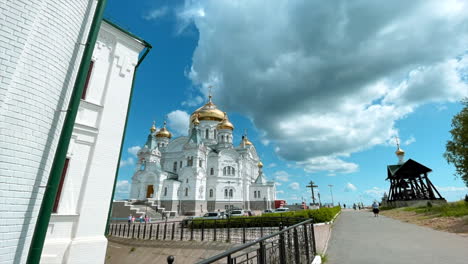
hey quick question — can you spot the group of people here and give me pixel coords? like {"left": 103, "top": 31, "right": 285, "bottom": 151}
{"left": 342, "top": 201, "right": 380, "bottom": 217}
{"left": 127, "top": 214, "right": 151, "bottom": 224}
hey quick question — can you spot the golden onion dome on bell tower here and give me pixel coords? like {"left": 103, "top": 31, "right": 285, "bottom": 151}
{"left": 150, "top": 121, "right": 157, "bottom": 133}
{"left": 217, "top": 112, "right": 234, "bottom": 130}
{"left": 156, "top": 121, "right": 172, "bottom": 139}
{"left": 258, "top": 161, "right": 264, "bottom": 168}
{"left": 190, "top": 95, "right": 225, "bottom": 123}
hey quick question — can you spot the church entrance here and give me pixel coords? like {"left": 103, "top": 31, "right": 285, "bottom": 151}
{"left": 146, "top": 185, "right": 154, "bottom": 198}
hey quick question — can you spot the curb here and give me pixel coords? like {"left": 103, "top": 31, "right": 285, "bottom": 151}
{"left": 312, "top": 255, "right": 322, "bottom": 264}
{"left": 322, "top": 210, "right": 341, "bottom": 256}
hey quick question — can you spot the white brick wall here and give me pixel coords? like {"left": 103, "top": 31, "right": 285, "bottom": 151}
{"left": 41, "top": 22, "right": 145, "bottom": 263}
{"left": 0, "top": 1, "right": 96, "bottom": 263}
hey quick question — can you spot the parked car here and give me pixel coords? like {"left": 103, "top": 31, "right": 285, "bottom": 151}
{"left": 202, "top": 212, "right": 226, "bottom": 219}
{"left": 274, "top": 208, "right": 290, "bottom": 213}
{"left": 227, "top": 209, "right": 245, "bottom": 217}
{"left": 263, "top": 209, "right": 274, "bottom": 214}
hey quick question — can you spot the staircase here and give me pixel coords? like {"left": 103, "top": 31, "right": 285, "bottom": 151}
{"left": 111, "top": 200, "right": 178, "bottom": 221}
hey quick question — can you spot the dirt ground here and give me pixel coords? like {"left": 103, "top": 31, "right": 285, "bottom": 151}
{"left": 380, "top": 209, "right": 468, "bottom": 237}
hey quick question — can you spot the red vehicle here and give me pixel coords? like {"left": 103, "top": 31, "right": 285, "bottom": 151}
{"left": 274, "top": 200, "right": 287, "bottom": 209}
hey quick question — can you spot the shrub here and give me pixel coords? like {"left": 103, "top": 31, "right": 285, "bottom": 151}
{"left": 189, "top": 206, "right": 341, "bottom": 229}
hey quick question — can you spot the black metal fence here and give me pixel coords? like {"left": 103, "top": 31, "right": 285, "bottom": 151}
{"left": 107, "top": 217, "right": 310, "bottom": 245}
{"left": 196, "top": 219, "right": 316, "bottom": 264}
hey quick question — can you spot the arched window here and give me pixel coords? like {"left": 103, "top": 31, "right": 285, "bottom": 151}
{"left": 214, "top": 130, "right": 217, "bottom": 139}
{"left": 223, "top": 166, "right": 236, "bottom": 176}
{"left": 254, "top": 191, "right": 257, "bottom": 198}
{"left": 164, "top": 187, "right": 167, "bottom": 196}
{"left": 209, "top": 189, "right": 213, "bottom": 197}
{"left": 179, "top": 161, "right": 182, "bottom": 168}
{"left": 258, "top": 191, "right": 261, "bottom": 198}
{"left": 173, "top": 161, "right": 177, "bottom": 172}
{"left": 221, "top": 135, "right": 224, "bottom": 142}
{"left": 140, "top": 160, "right": 146, "bottom": 171}
{"left": 210, "top": 168, "right": 214, "bottom": 175}
{"left": 199, "top": 159, "right": 202, "bottom": 167}
{"left": 224, "top": 189, "right": 228, "bottom": 198}
{"left": 185, "top": 188, "right": 188, "bottom": 196}
{"left": 206, "top": 129, "right": 209, "bottom": 139}
{"left": 229, "top": 189, "right": 233, "bottom": 198}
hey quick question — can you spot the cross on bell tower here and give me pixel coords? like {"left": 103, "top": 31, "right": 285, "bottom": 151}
{"left": 306, "top": 181, "right": 318, "bottom": 205}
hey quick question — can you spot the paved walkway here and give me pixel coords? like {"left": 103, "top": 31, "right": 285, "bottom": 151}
{"left": 327, "top": 210, "right": 468, "bottom": 264}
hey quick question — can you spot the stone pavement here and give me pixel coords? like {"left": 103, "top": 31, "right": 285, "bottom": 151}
{"left": 105, "top": 237, "right": 237, "bottom": 264}
{"left": 327, "top": 210, "right": 468, "bottom": 264}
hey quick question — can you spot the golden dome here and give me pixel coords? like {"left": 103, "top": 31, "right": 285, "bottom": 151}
{"left": 395, "top": 148, "right": 405, "bottom": 155}
{"left": 190, "top": 96, "right": 225, "bottom": 123}
{"left": 150, "top": 121, "right": 156, "bottom": 133}
{"left": 242, "top": 136, "right": 253, "bottom": 146}
{"left": 193, "top": 113, "right": 200, "bottom": 126}
{"left": 258, "top": 161, "right": 263, "bottom": 168}
{"left": 217, "top": 112, "right": 234, "bottom": 130}
{"left": 156, "top": 121, "right": 172, "bottom": 139}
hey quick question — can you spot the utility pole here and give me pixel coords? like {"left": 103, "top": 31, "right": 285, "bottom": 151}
{"left": 317, "top": 192, "right": 322, "bottom": 207}
{"left": 328, "top": 184, "right": 334, "bottom": 206}
{"left": 306, "top": 181, "right": 318, "bottom": 205}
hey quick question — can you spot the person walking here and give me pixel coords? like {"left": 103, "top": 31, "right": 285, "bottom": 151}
{"left": 372, "top": 201, "right": 380, "bottom": 217}
{"left": 128, "top": 214, "right": 132, "bottom": 225}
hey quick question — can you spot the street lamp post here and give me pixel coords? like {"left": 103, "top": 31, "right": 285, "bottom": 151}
{"left": 328, "top": 184, "right": 334, "bottom": 206}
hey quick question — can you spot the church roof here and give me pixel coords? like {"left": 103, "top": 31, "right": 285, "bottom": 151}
{"left": 188, "top": 127, "right": 202, "bottom": 145}
{"left": 254, "top": 172, "right": 267, "bottom": 184}
{"left": 387, "top": 159, "right": 432, "bottom": 179}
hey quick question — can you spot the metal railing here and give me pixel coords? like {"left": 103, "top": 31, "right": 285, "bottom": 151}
{"left": 196, "top": 219, "right": 316, "bottom": 264}
{"left": 107, "top": 217, "right": 309, "bottom": 244}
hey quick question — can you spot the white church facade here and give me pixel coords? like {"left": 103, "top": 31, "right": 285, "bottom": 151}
{"left": 130, "top": 97, "right": 276, "bottom": 215}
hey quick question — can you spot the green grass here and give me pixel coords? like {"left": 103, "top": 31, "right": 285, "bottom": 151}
{"left": 401, "top": 201, "right": 468, "bottom": 217}
{"left": 320, "top": 254, "right": 328, "bottom": 263}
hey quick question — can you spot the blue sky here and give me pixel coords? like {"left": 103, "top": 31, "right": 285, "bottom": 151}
{"left": 106, "top": 1, "right": 468, "bottom": 205}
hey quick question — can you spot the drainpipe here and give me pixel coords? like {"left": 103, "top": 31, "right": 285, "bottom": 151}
{"left": 26, "top": 0, "right": 108, "bottom": 263}
{"left": 104, "top": 43, "right": 152, "bottom": 235}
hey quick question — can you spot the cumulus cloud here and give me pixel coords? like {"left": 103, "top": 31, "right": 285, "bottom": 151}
{"left": 120, "top": 157, "right": 134, "bottom": 168}
{"left": 436, "top": 186, "right": 468, "bottom": 192}
{"left": 128, "top": 146, "right": 141, "bottom": 156}
{"left": 364, "top": 187, "right": 386, "bottom": 198}
{"left": 114, "top": 180, "right": 131, "bottom": 200}
{"left": 182, "top": 95, "right": 204, "bottom": 107}
{"left": 267, "top": 163, "right": 277, "bottom": 168}
{"left": 289, "top": 182, "right": 300, "bottom": 190}
{"left": 403, "top": 136, "right": 416, "bottom": 146}
{"left": 167, "top": 110, "right": 190, "bottom": 135}
{"left": 144, "top": 6, "right": 169, "bottom": 20}
{"left": 180, "top": 0, "right": 468, "bottom": 174}
{"left": 344, "top": 183, "right": 357, "bottom": 192}
{"left": 273, "top": 171, "right": 290, "bottom": 182}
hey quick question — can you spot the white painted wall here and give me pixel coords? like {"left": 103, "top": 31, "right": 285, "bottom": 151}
{"left": 40, "top": 21, "right": 145, "bottom": 263}
{"left": 0, "top": 1, "right": 96, "bottom": 263}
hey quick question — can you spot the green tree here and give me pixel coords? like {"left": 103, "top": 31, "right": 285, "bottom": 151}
{"left": 444, "top": 98, "right": 468, "bottom": 187}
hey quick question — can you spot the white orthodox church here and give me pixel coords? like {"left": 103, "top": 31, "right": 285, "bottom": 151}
{"left": 130, "top": 96, "right": 276, "bottom": 215}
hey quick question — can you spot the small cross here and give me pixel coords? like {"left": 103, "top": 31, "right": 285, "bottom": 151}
{"left": 395, "top": 136, "right": 400, "bottom": 148}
